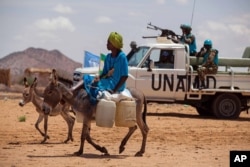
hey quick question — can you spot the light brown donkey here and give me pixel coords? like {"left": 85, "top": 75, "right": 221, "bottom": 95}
{"left": 19, "top": 77, "right": 75, "bottom": 143}
{"left": 42, "top": 69, "right": 149, "bottom": 156}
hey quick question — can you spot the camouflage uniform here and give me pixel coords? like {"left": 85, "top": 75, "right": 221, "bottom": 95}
{"left": 197, "top": 62, "right": 218, "bottom": 81}
{"left": 197, "top": 49, "right": 218, "bottom": 87}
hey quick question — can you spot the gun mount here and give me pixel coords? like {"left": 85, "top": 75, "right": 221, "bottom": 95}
{"left": 143, "top": 22, "right": 181, "bottom": 40}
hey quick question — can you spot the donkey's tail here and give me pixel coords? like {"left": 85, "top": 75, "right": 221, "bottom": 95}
{"left": 142, "top": 95, "right": 147, "bottom": 125}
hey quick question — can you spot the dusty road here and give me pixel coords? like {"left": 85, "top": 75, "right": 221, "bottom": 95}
{"left": 0, "top": 92, "right": 250, "bottom": 167}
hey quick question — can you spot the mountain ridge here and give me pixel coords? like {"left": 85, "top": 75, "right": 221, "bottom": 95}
{"left": 0, "top": 47, "right": 82, "bottom": 83}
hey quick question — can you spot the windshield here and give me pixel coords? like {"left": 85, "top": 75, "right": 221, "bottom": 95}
{"left": 128, "top": 46, "right": 150, "bottom": 67}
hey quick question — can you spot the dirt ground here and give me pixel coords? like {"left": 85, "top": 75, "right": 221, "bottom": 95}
{"left": 0, "top": 91, "right": 250, "bottom": 167}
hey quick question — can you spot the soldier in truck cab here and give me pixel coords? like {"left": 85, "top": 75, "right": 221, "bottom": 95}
{"left": 127, "top": 41, "right": 138, "bottom": 61}
{"left": 197, "top": 39, "right": 219, "bottom": 89}
{"left": 155, "top": 50, "right": 174, "bottom": 69}
{"left": 173, "top": 24, "right": 197, "bottom": 56}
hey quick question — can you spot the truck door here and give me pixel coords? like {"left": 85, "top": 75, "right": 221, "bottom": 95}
{"left": 135, "top": 48, "right": 177, "bottom": 102}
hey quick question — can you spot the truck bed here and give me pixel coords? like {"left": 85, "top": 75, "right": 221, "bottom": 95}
{"left": 189, "top": 57, "right": 250, "bottom": 68}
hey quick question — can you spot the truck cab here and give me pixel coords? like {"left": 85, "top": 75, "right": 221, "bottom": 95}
{"left": 127, "top": 37, "right": 190, "bottom": 102}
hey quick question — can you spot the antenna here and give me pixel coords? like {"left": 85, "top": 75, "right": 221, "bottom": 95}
{"left": 190, "top": 0, "right": 196, "bottom": 26}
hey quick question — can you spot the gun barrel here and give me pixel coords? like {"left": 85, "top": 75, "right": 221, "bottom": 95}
{"left": 147, "top": 23, "right": 162, "bottom": 30}
{"left": 142, "top": 36, "right": 158, "bottom": 38}
{"left": 147, "top": 26, "right": 156, "bottom": 30}
{"left": 146, "top": 22, "right": 181, "bottom": 38}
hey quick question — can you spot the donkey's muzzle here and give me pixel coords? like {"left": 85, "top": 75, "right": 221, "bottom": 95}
{"left": 42, "top": 102, "right": 52, "bottom": 115}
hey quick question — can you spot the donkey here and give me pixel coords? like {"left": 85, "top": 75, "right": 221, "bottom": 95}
{"left": 42, "top": 69, "right": 149, "bottom": 156}
{"left": 19, "top": 77, "right": 75, "bottom": 143}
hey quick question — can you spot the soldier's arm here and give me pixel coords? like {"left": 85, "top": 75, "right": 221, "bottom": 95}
{"left": 184, "top": 35, "right": 195, "bottom": 44}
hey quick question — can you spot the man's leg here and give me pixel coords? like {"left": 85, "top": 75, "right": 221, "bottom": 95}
{"left": 197, "top": 67, "right": 207, "bottom": 89}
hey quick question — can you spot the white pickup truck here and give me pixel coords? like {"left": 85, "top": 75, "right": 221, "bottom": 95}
{"left": 73, "top": 38, "right": 250, "bottom": 119}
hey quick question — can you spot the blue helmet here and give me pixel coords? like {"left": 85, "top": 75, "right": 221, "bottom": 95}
{"left": 204, "top": 39, "right": 212, "bottom": 46}
{"left": 180, "top": 24, "right": 192, "bottom": 30}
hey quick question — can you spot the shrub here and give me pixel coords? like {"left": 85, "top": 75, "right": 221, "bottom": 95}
{"left": 18, "top": 115, "right": 26, "bottom": 122}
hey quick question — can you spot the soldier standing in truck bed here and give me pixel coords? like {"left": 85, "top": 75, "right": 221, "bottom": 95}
{"left": 172, "top": 24, "right": 197, "bottom": 56}
{"left": 179, "top": 24, "right": 197, "bottom": 56}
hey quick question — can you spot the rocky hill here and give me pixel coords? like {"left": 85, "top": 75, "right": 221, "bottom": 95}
{"left": 0, "top": 47, "right": 82, "bottom": 83}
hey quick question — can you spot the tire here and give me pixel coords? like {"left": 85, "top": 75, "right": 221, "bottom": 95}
{"left": 212, "top": 93, "right": 241, "bottom": 119}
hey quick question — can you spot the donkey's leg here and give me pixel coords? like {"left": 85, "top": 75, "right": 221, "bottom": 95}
{"left": 74, "top": 122, "right": 89, "bottom": 156}
{"left": 135, "top": 124, "right": 148, "bottom": 157}
{"left": 119, "top": 126, "right": 137, "bottom": 154}
{"left": 134, "top": 101, "right": 149, "bottom": 157}
{"left": 86, "top": 132, "right": 109, "bottom": 155}
{"left": 41, "top": 115, "right": 49, "bottom": 143}
{"left": 35, "top": 114, "right": 46, "bottom": 137}
{"left": 129, "top": 88, "right": 149, "bottom": 157}
{"left": 60, "top": 111, "right": 75, "bottom": 143}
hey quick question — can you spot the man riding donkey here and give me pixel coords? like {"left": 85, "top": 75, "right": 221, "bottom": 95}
{"left": 58, "top": 32, "right": 148, "bottom": 156}
{"left": 71, "top": 32, "right": 128, "bottom": 102}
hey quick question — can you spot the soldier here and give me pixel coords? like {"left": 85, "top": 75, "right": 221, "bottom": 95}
{"left": 155, "top": 50, "right": 174, "bottom": 69}
{"left": 127, "top": 41, "right": 138, "bottom": 61}
{"left": 197, "top": 39, "right": 219, "bottom": 89}
{"left": 180, "top": 24, "right": 197, "bottom": 56}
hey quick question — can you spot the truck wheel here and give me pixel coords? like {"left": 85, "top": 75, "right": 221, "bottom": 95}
{"left": 212, "top": 93, "right": 241, "bottom": 119}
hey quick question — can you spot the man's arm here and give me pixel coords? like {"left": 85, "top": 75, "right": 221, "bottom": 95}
{"left": 184, "top": 35, "right": 195, "bottom": 44}
{"left": 196, "top": 47, "right": 207, "bottom": 57}
{"left": 112, "top": 76, "right": 128, "bottom": 93}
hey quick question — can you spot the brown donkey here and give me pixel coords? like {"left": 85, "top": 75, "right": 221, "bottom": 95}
{"left": 19, "top": 77, "right": 75, "bottom": 143}
{"left": 42, "top": 69, "right": 149, "bottom": 156}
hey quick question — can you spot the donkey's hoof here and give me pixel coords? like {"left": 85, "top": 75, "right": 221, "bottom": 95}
{"left": 64, "top": 137, "right": 74, "bottom": 143}
{"left": 135, "top": 151, "right": 143, "bottom": 157}
{"left": 101, "top": 147, "right": 109, "bottom": 154}
{"left": 73, "top": 151, "right": 82, "bottom": 156}
{"left": 63, "top": 139, "right": 69, "bottom": 143}
{"left": 42, "top": 134, "right": 50, "bottom": 139}
{"left": 119, "top": 146, "right": 125, "bottom": 154}
{"left": 41, "top": 138, "right": 48, "bottom": 144}
{"left": 41, "top": 140, "right": 46, "bottom": 144}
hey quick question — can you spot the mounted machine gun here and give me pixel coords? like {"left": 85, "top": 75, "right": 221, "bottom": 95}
{"left": 143, "top": 22, "right": 182, "bottom": 40}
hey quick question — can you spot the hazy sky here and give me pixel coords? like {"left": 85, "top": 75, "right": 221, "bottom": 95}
{"left": 1, "top": 0, "right": 250, "bottom": 63}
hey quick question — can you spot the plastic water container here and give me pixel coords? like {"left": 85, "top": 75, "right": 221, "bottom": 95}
{"left": 96, "top": 99, "right": 116, "bottom": 128}
{"left": 115, "top": 101, "right": 136, "bottom": 127}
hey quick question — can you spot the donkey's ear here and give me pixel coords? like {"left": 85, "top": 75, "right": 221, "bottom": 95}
{"left": 31, "top": 77, "right": 37, "bottom": 88}
{"left": 52, "top": 69, "right": 57, "bottom": 79}
{"left": 23, "top": 77, "right": 29, "bottom": 87}
{"left": 50, "top": 69, "right": 58, "bottom": 85}
{"left": 52, "top": 69, "right": 56, "bottom": 73}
